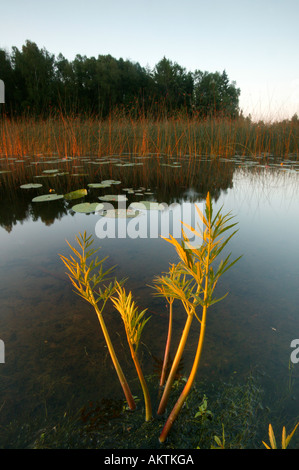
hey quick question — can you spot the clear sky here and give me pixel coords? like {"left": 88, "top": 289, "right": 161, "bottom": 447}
{"left": 1, "top": 0, "right": 298, "bottom": 121}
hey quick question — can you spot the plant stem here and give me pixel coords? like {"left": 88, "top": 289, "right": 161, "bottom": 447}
{"left": 128, "top": 342, "right": 152, "bottom": 421}
{"left": 159, "top": 213, "right": 212, "bottom": 442}
{"left": 159, "top": 305, "right": 207, "bottom": 442}
{"left": 157, "top": 313, "right": 193, "bottom": 415}
{"left": 159, "top": 300, "right": 173, "bottom": 387}
{"left": 93, "top": 301, "right": 136, "bottom": 411}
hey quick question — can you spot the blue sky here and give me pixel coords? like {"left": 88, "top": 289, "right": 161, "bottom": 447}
{"left": 1, "top": 0, "right": 298, "bottom": 121}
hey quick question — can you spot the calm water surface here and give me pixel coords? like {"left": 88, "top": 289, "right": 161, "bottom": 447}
{"left": 0, "top": 153, "right": 299, "bottom": 443}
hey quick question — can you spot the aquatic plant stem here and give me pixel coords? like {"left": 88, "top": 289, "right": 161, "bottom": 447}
{"left": 110, "top": 283, "right": 152, "bottom": 421}
{"left": 159, "top": 300, "right": 173, "bottom": 387}
{"left": 159, "top": 201, "right": 213, "bottom": 442}
{"left": 157, "top": 313, "right": 193, "bottom": 416}
{"left": 92, "top": 300, "right": 137, "bottom": 412}
{"left": 159, "top": 304, "right": 207, "bottom": 443}
{"left": 60, "top": 232, "right": 136, "bottom": 412}
{"left": 127, "top": 341, "right": 152, "bottom": 421}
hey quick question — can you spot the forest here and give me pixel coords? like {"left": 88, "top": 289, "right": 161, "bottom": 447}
{"left": 0, "top": 40, "right": 241, "bottom": 118}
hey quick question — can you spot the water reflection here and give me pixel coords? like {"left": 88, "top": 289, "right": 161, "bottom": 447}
{"left": 0, "top": 153, "right": 299, "bottom": 439}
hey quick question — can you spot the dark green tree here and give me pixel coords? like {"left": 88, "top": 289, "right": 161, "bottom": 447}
{"left": 11, "top": 40, "right": 56, "bottom": 115}
{"left": 193, "top": 69, "right": 240, "bottom": 117}
{"left": 153, "top": 57, "right": 193, "bottom": 113}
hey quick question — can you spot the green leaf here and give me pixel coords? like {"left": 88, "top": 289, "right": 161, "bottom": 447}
{"left": 64, "top": 189, "right": 88, "bottom": 200}
{"left": 20, "top": 183, "right": 43, "bottom": 189}
{"left": 32, "top": 194, "right": 64, "bottom": 202}
{"left": 71, "top": 202, "right": 104, "bottom": 213}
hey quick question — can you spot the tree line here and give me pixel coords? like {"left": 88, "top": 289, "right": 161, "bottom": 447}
{"left": 0, "top": 40, "right": 240, "bottom": 119}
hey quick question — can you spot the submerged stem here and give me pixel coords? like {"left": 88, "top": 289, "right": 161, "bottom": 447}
{"left": 59, "top": 232, "right": 136, "bottom": 411}
{"left": 93, "top": 301, "right": 136, "bottom": 412}
{"left": 159, "top": 302, "right": 208, "bottom": 442}
{"left": 157, "top": 313, "right": 193, "bottom": 415}
{"left": 159, "top": 300, "right": 173, "bottom": 388}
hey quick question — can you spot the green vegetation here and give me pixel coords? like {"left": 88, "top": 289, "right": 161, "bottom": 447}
{"left": 58, "top": 194, "right": 241, "bottom": 444}
{"left": 262, "top": 422, "right": 299, "bottom": 449}
{"left": 1, "top": 112, "right": 298, "bottom": 159}
{"left": 155, "top": 193, "right": 241, "bottom": 442}
{"left": 0, "top": 40, "right": 240, "bottom": 118}
{"left": 59, "top": 232, "right": 136, "bottom": 412}
{"left": 0, "top": 373, "right": 269, "bottom": 449}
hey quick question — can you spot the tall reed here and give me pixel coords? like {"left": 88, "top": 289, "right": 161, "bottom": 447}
{"left": 1, "top": 112, "right": 298, "bottom": 158}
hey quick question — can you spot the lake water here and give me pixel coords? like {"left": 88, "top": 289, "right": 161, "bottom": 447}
{"left": 0, "top": 153, "right": 299, "bottom": 445}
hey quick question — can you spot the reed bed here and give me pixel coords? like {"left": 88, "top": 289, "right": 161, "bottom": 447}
{"left": 0, "top": 112, "right": 298, "bottom": 159}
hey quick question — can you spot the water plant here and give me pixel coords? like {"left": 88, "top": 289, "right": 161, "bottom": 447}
{"left": 110, "top": 283, "right": 152, "bottom": 421}
{"left": 156, "top": 192, "right": 241, "bottom": 442}
{"left": 59, "top": 193, "right": 241, "bottom": 443}
{"left": 262, "top": 422, "right": 299, "bottom": 449}
{"left": 59, "top": 231, "right": 136, "bottom": 411}
{"left": 152, "top": 263, "right": 177, "bottom": 387}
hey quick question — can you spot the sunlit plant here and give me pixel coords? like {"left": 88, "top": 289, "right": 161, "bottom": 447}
{"left": 156, "top": 192, "right": 241, "bottom": 442}
{"left": 59, "top": 193, "right": 241, "bottom": 443}
{"left": 59, "top": 231, "right": 136, "bottom": 411}
{"left": 111, "top": 282, "right": 152, "bottom": 421}
{"left": 262, "top": 422, "right": 299, "bottom": 449}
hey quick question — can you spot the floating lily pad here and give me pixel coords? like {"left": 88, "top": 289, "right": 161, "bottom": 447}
{"left": 32, "top": 194, "right": 64, "bottom": 202}
{"left": 161, "top": 163, "right": 181, "bottom": 168}
{"left": 71, "top": 202, "right": 104, "bottom": 213}
{"left": 20, "top": 183, "right": 43, "bottom": 189}
{"left": 129, "top": 201, "right": 164, "bottom": 211}
{"left": 88, "top": 183, "right": 112, "bottom": 188}
{"left": 34, "top": 174, "right": 57, "bottom": 178}
{"left": 64, "top": 189, "right": 88, "bottom": 200}
{"left": 101, "top": 179, "right": 121, "bottom": 185}
{"left": 99, "top": 194, "right": 128, "bottom": 202}
{"left": 114, "top": 163, "right": 135, "bottom": 167}
{"left": 103, "top": 208, "right": 141, "bottom": 218}
{"left": 42, "top": 169, "right": 59, "bottom": 173}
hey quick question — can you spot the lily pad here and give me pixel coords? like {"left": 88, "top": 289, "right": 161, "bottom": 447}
{"left": 42, "top": 169, "right": 59, "bottom": 173}
{"left": 34, "top": 174, "right": 57, "bottom": 178}
{"left": 129, "top": 201, "right": 164, "bottom": 211}
{"left": 71, "top": 202, "right": 104, "bottom": 213}
{"left": 32, "top": 194, "right": 64, "bottom": 202}
{"left": 99, "top": 194, "right": 128, "bottom": 202}
{"left": 64, "top": 189, "right": 88, "bottom": 200}
{"left": 88, "top": 183, "right": 112, "bottom": 188}
{"left": 103, "top": 208, "right": 141, "bottom": 218}
{"left": 101, "top": 180, "right": 121, "bottom": 185}
{"left": 20, "top": 183, "right": 43, "bottom": 189}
